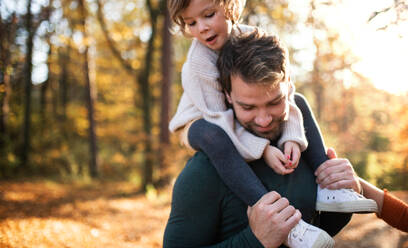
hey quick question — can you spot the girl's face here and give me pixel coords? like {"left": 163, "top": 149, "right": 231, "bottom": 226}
{"left": 181, "top": 0, "right": 232, "bottom": 51}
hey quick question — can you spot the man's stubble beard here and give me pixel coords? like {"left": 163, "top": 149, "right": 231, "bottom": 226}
{"left": 248, "top": 120, "right": 285, "bottom": 141}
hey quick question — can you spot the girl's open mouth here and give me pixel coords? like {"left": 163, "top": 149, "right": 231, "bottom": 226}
{"left": 206, "top": 35, "right": 217, "bottom": 44}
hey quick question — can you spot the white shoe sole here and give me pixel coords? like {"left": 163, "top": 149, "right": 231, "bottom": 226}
{"left": 311, "top": 230, "right": 335, "bottom": 248}
{"left": 316, "top": 199, "right": 378, "bottom": 213}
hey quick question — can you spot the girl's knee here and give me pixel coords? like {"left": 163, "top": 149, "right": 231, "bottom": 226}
{"left": 188, "top": 119, "right": 229, "bottom": 148}
{"left": 294, "top": 93, "right": 313, "bottom": 116}
{"left": 294, "top": 93, "right": 308, "bottom": 109}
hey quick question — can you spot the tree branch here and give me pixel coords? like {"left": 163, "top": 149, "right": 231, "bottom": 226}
{"left": 96, "top": 0, "right": 135, "bottom": 74}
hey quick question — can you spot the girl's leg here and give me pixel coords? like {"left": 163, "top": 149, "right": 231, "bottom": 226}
{"left": 295, "top": 93, "right": 378, "bottom": 213}
{"left": 188, "top": 119, "right": 335, "bottom": 247}
{"left": 188, "top": 118, "right": 267, "bottom": 206}
{"left": 294, "top": 93, "right": 328, "bottom": 171}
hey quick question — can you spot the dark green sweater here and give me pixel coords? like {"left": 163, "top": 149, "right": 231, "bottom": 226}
{"left": 163, "top": 152, "right": 351, "bottom": 247}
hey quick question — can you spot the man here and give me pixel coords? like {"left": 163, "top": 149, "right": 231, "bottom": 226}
{"left": 163, "top": 30, "right": 354, "bottom": 248}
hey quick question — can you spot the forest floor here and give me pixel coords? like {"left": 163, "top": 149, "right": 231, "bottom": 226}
{"left": 0, "top": 181, "right": 407, "bottom": 248}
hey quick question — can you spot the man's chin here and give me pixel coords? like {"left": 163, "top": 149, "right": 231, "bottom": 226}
{"left": 250, "top": 124, "right": 284, "bottom": 141}
{"left": 256, "top": 131, "right": 280, "bottom": 141}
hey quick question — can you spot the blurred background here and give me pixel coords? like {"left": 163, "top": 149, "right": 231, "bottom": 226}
{"left": 0, "top": 0, "right": 407, "bottom": 247}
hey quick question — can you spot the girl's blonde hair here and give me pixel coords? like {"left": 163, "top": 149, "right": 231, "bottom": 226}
{"left": 168, "top": 0, "right": 246, "bottom": 35}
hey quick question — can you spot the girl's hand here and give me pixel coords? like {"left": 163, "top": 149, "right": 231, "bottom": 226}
{"left": 263, "top": 145, "right": 294, "bottom": 175}
{"left": 283, "top": 141, "right": 301, "bottom": 170}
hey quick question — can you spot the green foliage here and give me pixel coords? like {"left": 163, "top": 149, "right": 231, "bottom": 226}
{"left": 368, "top": 132, "right": 390, "bottom": 152}
{"left": 346, "top": 152, "right": 369, "bottom": 181}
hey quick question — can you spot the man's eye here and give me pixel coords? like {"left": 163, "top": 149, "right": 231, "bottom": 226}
{"left": 205, "top": 12, "right": 215, "bottom": 18}
{"left": 241, "top": 106, "right": 253, "bottom": 111}
{"left": 270, "top": 98, "right": 283, "bottom": 106}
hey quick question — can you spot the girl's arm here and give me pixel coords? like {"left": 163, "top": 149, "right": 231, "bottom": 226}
{"left": 360, "top": 178, "right": 408, "bottom": 232}
{"left": 277, "top": 82, "right": 308, "bottom": 152}
{"left": 359, "top": 178, "right": 384, "bottom": 213}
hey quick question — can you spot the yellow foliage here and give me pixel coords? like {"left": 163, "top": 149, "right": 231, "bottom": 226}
{"left": 112, "top": 153, "right": 127, "bottom": 164}
{"left": 131, "top": 60, "right": 141, "bottom": 69}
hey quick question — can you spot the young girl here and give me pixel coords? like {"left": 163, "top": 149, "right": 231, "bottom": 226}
{"left": 167, "top": 0, "right": 378, "bottom": 247}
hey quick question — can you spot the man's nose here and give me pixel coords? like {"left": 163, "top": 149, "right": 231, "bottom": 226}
{"left": 254, "top": 112, "right": 272, "bottom": 127}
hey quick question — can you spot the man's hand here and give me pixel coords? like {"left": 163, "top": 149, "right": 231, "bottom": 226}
{"left": 247, "top": 191, "right": 301, "bottom": 248}
{"left": 263, "top": 146, "right": 294, "bottom": 175}
{"left": 315, "top": 147, "right": 362, "bottom": 193}
{"left": 283, "top": 141, "right": 300, "bottom": 170}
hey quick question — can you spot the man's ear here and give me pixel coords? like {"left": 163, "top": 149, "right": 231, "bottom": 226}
{"left": 224, "top": 90, "right": 232, "bottom": 104}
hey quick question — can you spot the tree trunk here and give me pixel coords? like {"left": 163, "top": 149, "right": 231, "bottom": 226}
{"left": 21, "top": 0, "right": 34, "bottom": 168}
{"left": 79, "top": 0, "right": 98, "bottom": 178}
{"left": 158, "top": 5, "right": 172, "bottom": 178}
{"left": 0, "top": 15, "right": 13, "bottom": 175}
{"left": 140, "top": 0, "right": 159, "bottom": 190}
{"left": 140, "top": 28, "right": 156, "bottom": 190}
{"left": 58, "top": 47, "right": 69, "bottom": 121}
{"left": 0, "top": 69, "right": 10, "bottom": 136}
{"left": 160, "top": 4, "right": 172, "bottom": 145}
{"left": 0, "top": 13, "right": 16, "bottom": 137}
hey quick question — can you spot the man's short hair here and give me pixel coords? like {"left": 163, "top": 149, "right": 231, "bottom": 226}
{"left": 167, "top": 0, "right": 245, "bottom": 35}
{"left": 217, "top": 28, "right": 290, "bottom": 94}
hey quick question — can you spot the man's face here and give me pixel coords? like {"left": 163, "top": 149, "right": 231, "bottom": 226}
{"left": 225, "top": 74, "right": 290, "bottom": 140}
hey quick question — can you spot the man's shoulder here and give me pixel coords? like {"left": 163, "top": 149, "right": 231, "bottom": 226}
{"left": 177, "top": 152, "right": 221, "bottom": 184}
{"left": 172, "top": 152, "right": 224, "bottom": 205}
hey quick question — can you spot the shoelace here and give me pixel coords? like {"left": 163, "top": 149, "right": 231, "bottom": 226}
{"left": 290, "top": 222, "right": 308, "bottom": 242}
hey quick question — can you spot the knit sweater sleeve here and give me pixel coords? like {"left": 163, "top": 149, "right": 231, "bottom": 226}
{"left": 277, "top": 82, "right": 308, "bottom": 151}
{"left": 379, "top": 189, "right": 408, "bottom": 232}
{"left": 169, "top": 39, "right": 269, "bottom": 161}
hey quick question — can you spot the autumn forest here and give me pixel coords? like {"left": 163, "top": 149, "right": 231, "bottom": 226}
{"left": 1, "top": 0, "right": 408, "bottom": 247}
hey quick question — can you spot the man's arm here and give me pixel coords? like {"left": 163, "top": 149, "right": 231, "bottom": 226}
{"left": 247, "top": 192, "right": 301, "bottom": 248}
{"left": 313, "top": 148, "right": 356, "bottom": 236}
{"left": 163, "top": 153, "right": 264, "bottom": 248}
{"left": 314, "top": 148, "right": 362, "bottom": 193}
{"left": 163, "top": 153, "right": 299, "bottom": 248}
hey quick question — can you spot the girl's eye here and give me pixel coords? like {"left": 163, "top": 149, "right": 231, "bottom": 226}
{"left": 205, "top": 12, "right": 215, "bottom": 18}
{"left": 187, "top": 21, "right": 196, "bottom": 27}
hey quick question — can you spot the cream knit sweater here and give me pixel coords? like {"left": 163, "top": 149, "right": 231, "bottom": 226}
{"left": 169, "top": 25, "right": 308, "bottom": 161}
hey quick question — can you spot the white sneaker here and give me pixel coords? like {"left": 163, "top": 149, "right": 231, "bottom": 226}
{"left": 316, "top": 185, "right": 378, "bottom": 213}
{"left": 285, "top": 219, "right": 334, "bottom": 248}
